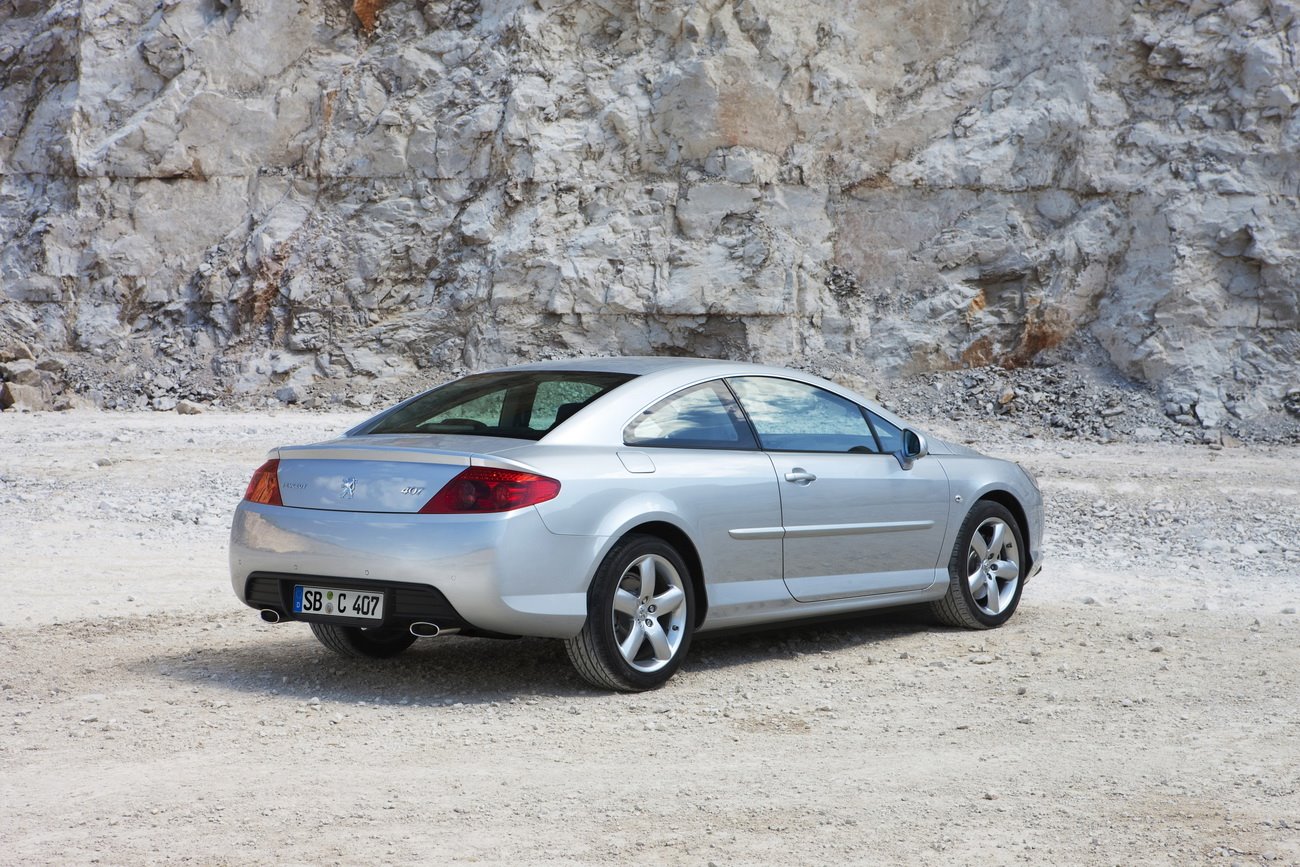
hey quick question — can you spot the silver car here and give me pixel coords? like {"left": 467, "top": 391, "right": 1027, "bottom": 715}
{"left": 230, "top": 358, "right": 1043, "bottom": 691}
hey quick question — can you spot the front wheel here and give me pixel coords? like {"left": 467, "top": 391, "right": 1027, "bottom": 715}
{"left": 564, "top": 535, "right": 696, "bottom": 691}
{"left": 309, "top": 622, "right": 418, "bottom": 659}
{"left": 930, "top": 501, "right": 1026, "bottom": 629}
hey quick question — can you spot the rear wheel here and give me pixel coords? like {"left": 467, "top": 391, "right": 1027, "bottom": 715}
{"left": 309, "top": 622, "right": 418, "bottom": 659}
{"left": 565, "top": 535, "right": 695, "bottom": 692}
{"left": 930, "top": 501, "right": 1025, "bottom": 629}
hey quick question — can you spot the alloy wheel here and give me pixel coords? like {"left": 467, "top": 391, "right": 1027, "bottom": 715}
{"left": 610, "top": 553, "right": 689, "bottom": 673}
{"left": 966, "top": 517, "right": 1021, "bottom": 617}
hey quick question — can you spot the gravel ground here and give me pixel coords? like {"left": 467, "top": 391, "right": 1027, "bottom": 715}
{"left": 2, "top": 410, "right": 1298, "bottom": 865}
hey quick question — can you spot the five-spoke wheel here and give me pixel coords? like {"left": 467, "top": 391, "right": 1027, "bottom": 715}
{"left": 931, "top": 501, "right": 1026, "bottom": 628}
{"left": 566, "top": 535, "right": 696, "bottom": 691}
{"left": 611, "top": 553, "right": 689, "bottom": 673}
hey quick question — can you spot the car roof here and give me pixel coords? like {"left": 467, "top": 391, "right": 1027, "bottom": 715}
{"left": 486, "top": 356, "right": 749, "bottom": 376}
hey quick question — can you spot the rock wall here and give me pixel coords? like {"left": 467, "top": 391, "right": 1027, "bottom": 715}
{"left": 1, "top": 0, "right": 1298, "bottom": 421}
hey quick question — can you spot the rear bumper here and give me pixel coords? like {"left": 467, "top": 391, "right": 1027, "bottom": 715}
{"left": 228, "top": 501, "right": 603, "bottom": 638}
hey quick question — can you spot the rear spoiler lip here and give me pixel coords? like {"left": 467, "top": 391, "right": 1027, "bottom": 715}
{"left": 266, "top": 443, "right": 537, "bottom": 472}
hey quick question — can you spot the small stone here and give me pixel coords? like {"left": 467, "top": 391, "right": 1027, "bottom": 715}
{"left": 1082, "top": 596, "right": 1098, "bottom": 605}
{"left": 983, "top": 791, "right": 998, "bottom": 800}
{"left": 1282, "top": 607, "right": 1296, "bottom": 615}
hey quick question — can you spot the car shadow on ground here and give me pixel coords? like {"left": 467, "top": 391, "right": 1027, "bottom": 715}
{"left": 687, "top": 606, "right": 937, "bottom": 674}
{"left": 140, "top": 607, "right": 943, "bottom": 707}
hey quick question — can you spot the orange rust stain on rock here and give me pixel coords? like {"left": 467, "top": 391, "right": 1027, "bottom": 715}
{"left": 1007, "top": 308, "right": 1073, "bottom": 367}
{"left": 354, "top": 0, "right": 386, "bottom": 31}
{"left": 961, "top": 336, "right": 996, "bottom": 367}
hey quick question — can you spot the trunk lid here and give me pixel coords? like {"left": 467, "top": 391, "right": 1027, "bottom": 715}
{"left": 272, "top": 435, "right": 531, "bottom": 513}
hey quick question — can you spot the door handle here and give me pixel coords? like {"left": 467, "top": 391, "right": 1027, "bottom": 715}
{"left": 784, "top": 468, "right": 817, "bottom": 484}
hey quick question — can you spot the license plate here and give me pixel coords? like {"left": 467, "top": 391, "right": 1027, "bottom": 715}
{"left": 293, "top": 585, "right": 384, "bottom": 620}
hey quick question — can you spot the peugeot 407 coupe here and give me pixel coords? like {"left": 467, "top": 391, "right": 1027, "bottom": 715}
{"left": 230, "top": 357, "right": 1044, "bottom": 691}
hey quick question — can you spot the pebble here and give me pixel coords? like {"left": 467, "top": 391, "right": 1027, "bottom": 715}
{"left": 1283, "top": 607, "right": 1296, "bottom": 615}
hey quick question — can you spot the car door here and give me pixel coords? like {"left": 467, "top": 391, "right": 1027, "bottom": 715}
{"left": 621, "top": 379, "right": 791, "bottom": 619}
{"left": 727, "top": 376, "right": 951, "bottom": 602}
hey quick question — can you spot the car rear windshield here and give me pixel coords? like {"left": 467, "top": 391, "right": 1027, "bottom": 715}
{"left": 358, "top": 371, "right": 637, "bottom": 440}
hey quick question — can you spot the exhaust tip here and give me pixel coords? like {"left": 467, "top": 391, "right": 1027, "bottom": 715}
{"left": 410, "top": 621, "right": 440, "bottom": 638}
{"left": 259, "top": 609, "right": 282, "bottom": 624}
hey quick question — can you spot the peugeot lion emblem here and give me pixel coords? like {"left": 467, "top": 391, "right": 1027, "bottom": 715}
{"left": 341, "top": 478, "right": 356, "bottom": 499}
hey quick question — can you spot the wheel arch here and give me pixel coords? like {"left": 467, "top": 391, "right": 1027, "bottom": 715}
{"left": 975, "top": 489, "right": 1032, "bottom": 571}
{"left": 617, "top": 521, "right": 709, "bottom": 628}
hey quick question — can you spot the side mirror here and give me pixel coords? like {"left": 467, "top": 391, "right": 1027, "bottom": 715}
{"left": 896, "top": 429, "right": 928, "bottom": 470}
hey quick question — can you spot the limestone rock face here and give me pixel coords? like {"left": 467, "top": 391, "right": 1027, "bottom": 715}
{"left": 1, "top": 0, "right": 1297, "bottom": 420}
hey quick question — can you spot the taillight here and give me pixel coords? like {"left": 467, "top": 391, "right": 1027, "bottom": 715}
{"left": 244, "top": 459, "right": 283, "bottom": 506}
{"left": 419, "top": 467, "right": 560, "bottom": 514}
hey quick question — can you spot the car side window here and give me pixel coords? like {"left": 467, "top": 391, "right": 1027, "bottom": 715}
{"left": 624, "top": 380, "right": 758, "bottom": 450}
{"left": 865, "top": 409, "right": 904, "bottom": 454}
{"left": 727, "top": 376, "right": 880, "bottom": 453}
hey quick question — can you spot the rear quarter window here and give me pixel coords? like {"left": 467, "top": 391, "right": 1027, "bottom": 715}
{"left": 624, "top": 380, "right": 758, "bottom": 450}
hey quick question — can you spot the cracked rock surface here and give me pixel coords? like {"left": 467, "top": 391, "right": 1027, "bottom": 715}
{"left": 1, "top": 0, "right": 1298, "bottom": 431}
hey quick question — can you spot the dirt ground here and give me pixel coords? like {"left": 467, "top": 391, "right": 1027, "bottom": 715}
{"left": 2, "top": 409, "right": 1298, "bottom": 865}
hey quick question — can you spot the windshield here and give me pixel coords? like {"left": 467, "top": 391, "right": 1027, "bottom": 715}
{"left": 358, "top": 371, "right": 637, "bottom": 440}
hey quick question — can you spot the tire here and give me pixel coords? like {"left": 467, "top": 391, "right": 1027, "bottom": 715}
{"left": 309, "top": 622, "right": 418, "bottom": 659}
{"left": 564, "top": 534, "right": 696, "bottom": 692}
{"left": 930, "top": 500, "right": 1026, "bottom": 629}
